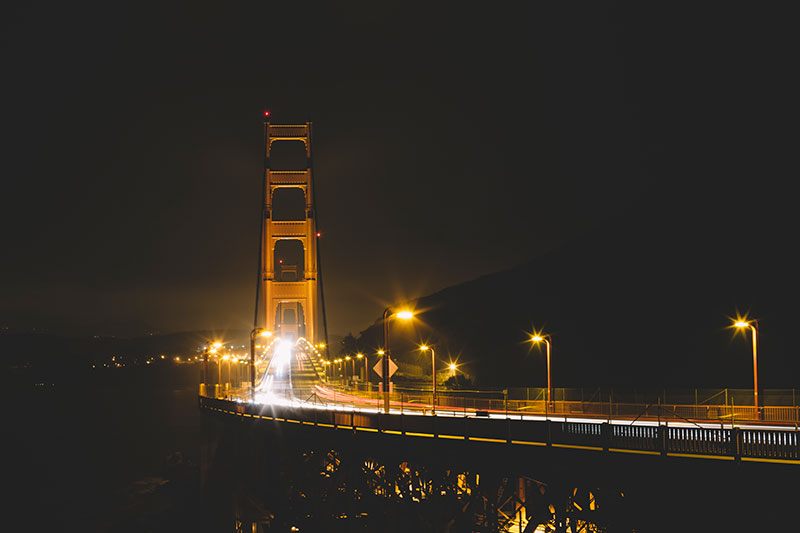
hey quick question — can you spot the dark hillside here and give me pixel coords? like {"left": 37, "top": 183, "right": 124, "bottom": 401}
{"left": 356, "top": 186, "right": 798, "bottom": 390}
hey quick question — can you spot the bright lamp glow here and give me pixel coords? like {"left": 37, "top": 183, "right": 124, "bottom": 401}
{"left": 420, "top": 345, "right": 429, "bottom": 351}
{"left": 213, "top": 342, "right": 222, "bottom": 348}
{"left": 734, "top": 321, "right": 749, "bottom": 328}
{"left": 395, "top": 311, "right": 414, "bottom": 320}
{"left": 449, "top": 363, "right": 457, "bottom": 371}
{"left": 531, "top": 335, "right": 544, "bottom": 342}
{"left": 260, "top": 330, "right": 272, "bottom": 337}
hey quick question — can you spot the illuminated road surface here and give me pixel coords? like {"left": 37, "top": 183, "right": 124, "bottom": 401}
{"left": 244, "top": 345, "right": 796, "bottom": 432}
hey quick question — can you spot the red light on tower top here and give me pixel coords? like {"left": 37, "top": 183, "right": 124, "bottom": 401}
{"left": 316, "top": 232, "right": 321, "bottom": 238}
{"left": 264, "top": 110, "right": 270, "bottom": 117}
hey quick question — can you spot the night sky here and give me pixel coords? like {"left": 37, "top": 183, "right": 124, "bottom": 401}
{"left": 2, "top": 3, "right": 796, "bottom": 338}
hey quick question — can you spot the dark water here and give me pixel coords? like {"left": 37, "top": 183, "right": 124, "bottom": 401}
{"left": 7, "top": 366, "right": 797, "bottom": 532}
{"left": 8, "top": 365, "right": 206, "bottom": 531}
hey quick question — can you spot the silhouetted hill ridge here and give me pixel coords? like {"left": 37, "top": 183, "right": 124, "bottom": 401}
{"left": 357, "top": 201, "right": 798, "bottom": 389}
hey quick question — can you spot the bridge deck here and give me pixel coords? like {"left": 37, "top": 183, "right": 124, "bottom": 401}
{"left": 198, "top": 393, "right": 800, "bottom": 465}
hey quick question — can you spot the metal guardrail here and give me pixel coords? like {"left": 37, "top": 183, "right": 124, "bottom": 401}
{"left": 306, "top": 384, "right": 800, "bottom": 425}
{"left": 198, "top": 395, "right": 800, "bottom": 463}
{"left": 201, "top": 382, "right": 800, "bottom": 425}
{"left": 199, "top": 375, "right": 800, "bottom": 425}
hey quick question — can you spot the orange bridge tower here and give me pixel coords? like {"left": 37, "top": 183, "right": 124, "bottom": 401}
{"left": 258, "top": 120, "right": 322, "bottom": 343}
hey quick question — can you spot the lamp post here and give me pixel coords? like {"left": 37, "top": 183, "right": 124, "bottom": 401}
{"left": 420, "top": 345, "right": 436, "bottom": 415}
{"left": 381, "top": 307, "right": 414, "bottom": 414}
{"left": 377, "top": 349, "right": 385, "bottom": 389}
{"left": 735, "top": 319, "right": 760, "bottom": 413}
{"left": 356, "top": 353, "right": 364, "bottom": 383}
{"left": 210, "top": 342, "right": 222, "bottom": 397}
{"left": 202, "top": 344, "right": 209, "bottom": 396}
{"left": 215, "top": 352, "right": 222, "bottom": 394}
{"left": 249, "top": 329, "right": 272, "bottom": 401}
{"left": 346, "top": 355, "right": 353, "bottom": 384}
{"left": 222, "top": 355, "right": 230, "bottom": 391}
{"left": 531, "top": 334, "right": 552, "bottom": 405}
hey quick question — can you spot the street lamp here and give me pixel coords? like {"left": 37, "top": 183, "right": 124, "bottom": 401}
{"left": 222, "top": 355, "right": 230, "bottom": 391}
{"left": 345, "top": 356, "right": 352, "bottom": 383}
{"left": 734, "top": 319, "right": 760, "bottom": 412}
{"left": 214, "top": 350, "right": 222, "bottom": 394}
{"left": 249, "top": 329, "right": 272, "bottom": 401}
{"left": 356, "top": 353, "right": 364, "bottom": 383}
{"left": 381, "top": 307, "right": 415, "bottom": 413}
{"left": 531, "top": 334, "right": 553, "bottom": 405}
{"left": 419, "top": 345, "right": 436, "bottom": 414}
{"left": 202, "top": 344, "right": 210, "bottom": 395}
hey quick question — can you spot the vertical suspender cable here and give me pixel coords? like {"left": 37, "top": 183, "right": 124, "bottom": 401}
{"left": 254, "top": 119, "right": 268, "bottom": 329}
{"left": 308, "top": 121, "right": 330, "bottom": 354}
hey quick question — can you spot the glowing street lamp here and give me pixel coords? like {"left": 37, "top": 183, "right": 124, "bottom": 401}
{"left": 530, "top": 334, "right": 553, "bottom": 405}
{"left": 222, "top": 355, "right": 231, "bottom": 390}
{"left": 381, "top": 307, "right": 415, "bottom": 413}
{"left": 217, "top": 352, "right": 223, "bottom": 392}
{"left": 419, "top": 345, "right": 437, "bottom": 414}
{"left": 356, "top": 353, "right": 365, "bottom": 382}
{"left": 345, "top": 355, "right": 352, "bottom": 382}
{"left": 202, "top": 344, "right": 210, "bottom": 395}
{"left": 734, "top": 318, "right": 760, "bottom": 411}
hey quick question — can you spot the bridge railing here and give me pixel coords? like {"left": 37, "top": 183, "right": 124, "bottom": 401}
{"left": 198, "top": 395, "right": 800, "bottom": 462}
{"left": 309, "top": 384, "right": 800, "bottom": 424}
{"left": 206, "top": 381, "right": 800, "bottom": 425}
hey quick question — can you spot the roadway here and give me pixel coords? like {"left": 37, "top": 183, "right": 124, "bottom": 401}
{"left": 246, "top": 344, "right": 800, "bottom": 434}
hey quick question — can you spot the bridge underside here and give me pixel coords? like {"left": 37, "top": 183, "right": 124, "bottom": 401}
{"left": 201, "top": 395, "right": 799, "bottom": 532}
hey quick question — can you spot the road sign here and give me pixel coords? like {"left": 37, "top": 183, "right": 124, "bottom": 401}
{"left": 373, "top": 357, "right": 398, "bottom": 379}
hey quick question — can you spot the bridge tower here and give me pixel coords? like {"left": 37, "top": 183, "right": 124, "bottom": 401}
{"left": 260, "top": 120, "right": 320, "bottom": 343}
